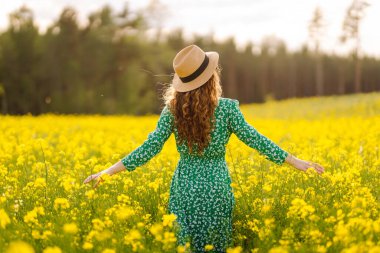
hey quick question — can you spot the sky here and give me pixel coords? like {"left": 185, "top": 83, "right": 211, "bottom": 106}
{"left": 0, "top": 0, "right": 379, "bottom": 57}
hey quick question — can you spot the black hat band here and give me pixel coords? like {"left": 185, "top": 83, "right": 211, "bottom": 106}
{"left": 179, "top": 54, "right": 209, "bottom": 83}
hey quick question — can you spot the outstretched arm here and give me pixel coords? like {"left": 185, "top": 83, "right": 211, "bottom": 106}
{"left": 83, "top": 160, "right": 126, "bottom": 188}
{"left": 228, "top": 99, "right": 288, "bottom": 165}
{"left": 285, "top": 153, "right": 325, "bottom": 174}
{"left": 227, "top": 99, "right": 324, "bottom": 174}
{"left": 120, "top": 105, "right": 174, "bottom": 171}
{"left": 83, "top": 105, "right": 174, "bottom": 187}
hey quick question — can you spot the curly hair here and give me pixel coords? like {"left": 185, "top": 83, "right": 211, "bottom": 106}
{"left": 162, "top": 66, "right": 223, "bottom": 155}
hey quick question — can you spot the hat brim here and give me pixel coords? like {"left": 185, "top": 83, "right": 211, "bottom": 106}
{"left": 172, "top": 51, "right": 219, "bottom": 92}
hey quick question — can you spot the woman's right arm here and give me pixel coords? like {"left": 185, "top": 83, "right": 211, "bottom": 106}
{"left": 83, "top": 105, "right": 174, "bottom": 188}
{"left": 83, "top": 160, "right": 126, "bottom": 188}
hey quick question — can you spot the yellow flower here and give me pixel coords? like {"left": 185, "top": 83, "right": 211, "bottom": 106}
{"left": 264, "top": 217, "right": 275, "bottom": 227}
{"left": 24, "top": 209, "right": 39, "bottom": 225}
{"left": 261, "top": 204, "right": 272, "bottom": 213}
{"left": 124, "top": 229, "right": 144, "bottom": 252}
{"left": 32, "top": 230, "right": 52, "bottom": 240}
{"left": 248, "top": 175, "right": 258, "bottom": 185}
{"left": 226, "top": 246, "right": 243, "bottom": 253}
{"left": 162, "top": 213, "right": 177, "bottom": 228}
{"left": 43, "top": 246, "right": 62, "bottom": 253}
{"left": 230, "top": 182, "right": 238, "bottom": 189}
{"left": 104, "top": 217, "right": 113, "bottom": 227}
{"left": 149, "top": 223, "right": 163, "bottom": 241}
{"left": 54, "top": 198, "right": 70, "bottom": 210}
{"left": 287, "top": 198, "right": 315, "bottom": 220}
{"left": 148, "top": 180, "right": 160, "bottom": 192}
{"left": 205, "top": 244, "right": 214, "bottom": 251}
{"left": 92, "top": 218, "right": 105, "bottom": 231}
{"left": 34, "top": 177, "right": 46, "bottom": 188}
{"left": 32, "top": 230, "right": 40, "bottom": 239}
{"left": 61, "top": 176, "right": 78, "bottom": 192}
{"left": 177, "top": 245, "right": 186, "bottom": 253}
{"left": 5, "top": 240, "right": 35, "bottom": 253}
{"left": 263, "top": 184, "right": 272, "bottom": 192}
{"left": 309, "top": 229, "right": 323, "bottom": 242}
{"left": 94, "top": 230, "right": 112, "bottom": 241}
{"left": 35, "top": 206, "right": 45, "bottom": 215}
{"left": 162, "top": 231, "right": 177, "bottom": 244}
{"left": 63, "top": 222, "right": 78, "bottom": 234}
{"left": 117, "top": 194, "right": 131, "bottom": 204}
{"left": 316, "top": 245, "right": 327, "bottom": 253}
{"left": 115, "top": 206, "right": 135, "bottom": 220}
{"left": 16, "top": 156, "right": 25, "bottom": 167}
{"left": 0, "top": 196, "right": 6, "bottom": 204}
{"left": 0, "top": 209, "right": 11, "bottom": 229}
{"left": 177, "top": 242, "right": 191, "bottom": 253}
{"left": 82, "top": 242, "right": 93, "bottom": 250}
{"left": 23, "top": 206, "right": 45, "bottom": 225}
{"left": 247, "top": 219, "right": 260, "bottom": 233}
{"left": 149, "top": 223, "right": 163, "bottom": 235}
{"left": 124, "top": 229, "right": 142, "bottom": 244}
{"left": 101, "top": 249, "right": 116, "bottom": 253}
{"left": 85, "top": 189, "right": 96, "bottom": 199}
{"left": 268, "top": 246, "right": 289, "bottom": 253}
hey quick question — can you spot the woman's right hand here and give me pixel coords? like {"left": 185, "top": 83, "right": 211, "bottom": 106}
{"left": 286, "top": 154, "right": 325, "bottom": 174}
{"left": 83, "top": 172, "right": 105, "bottom": 189}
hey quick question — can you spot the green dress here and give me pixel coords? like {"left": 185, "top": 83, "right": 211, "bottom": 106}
{"left": 121, "top": 97, "right": 288, "bottom": 252}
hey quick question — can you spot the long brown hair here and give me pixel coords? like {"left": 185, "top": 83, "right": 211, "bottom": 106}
{"left": 162, "top": 66, "right": 223, "bottom": 155}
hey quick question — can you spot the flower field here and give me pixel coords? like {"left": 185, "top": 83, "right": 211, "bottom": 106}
{"left": 0, "top": 92, "right": 379, "bottom": 253}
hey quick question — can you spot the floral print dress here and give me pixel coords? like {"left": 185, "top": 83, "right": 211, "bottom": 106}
{"left": 121, "top": 97, "right": 288, "bottom": 252}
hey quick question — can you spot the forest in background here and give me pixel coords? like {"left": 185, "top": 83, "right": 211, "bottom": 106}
{"left": 0, "top": 1, "right": 379, "bottom": 115}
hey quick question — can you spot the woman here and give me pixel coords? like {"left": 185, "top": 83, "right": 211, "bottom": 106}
{"left": 83, "top": 45, "right": 325, "bottom": 252}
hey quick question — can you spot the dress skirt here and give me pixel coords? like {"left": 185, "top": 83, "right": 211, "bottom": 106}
{"left": 168, "top": 155, "right": 236, "bottom": 253}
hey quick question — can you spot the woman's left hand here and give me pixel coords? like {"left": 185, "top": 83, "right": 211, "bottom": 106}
{"left": 83, "top": 172, "right": 105, "bottom": 189}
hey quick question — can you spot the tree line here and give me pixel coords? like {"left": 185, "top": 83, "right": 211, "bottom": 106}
{"left": 0, "top": 1, "right": 379, "bottom": 115}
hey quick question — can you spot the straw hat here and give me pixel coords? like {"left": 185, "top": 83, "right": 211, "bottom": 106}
{"left": 172, "top": 44, "right": 219, "bottom": 92}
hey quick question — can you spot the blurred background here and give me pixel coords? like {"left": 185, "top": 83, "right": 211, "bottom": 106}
{"left": 0, "top": 0, "right": 378, "bottom": 115}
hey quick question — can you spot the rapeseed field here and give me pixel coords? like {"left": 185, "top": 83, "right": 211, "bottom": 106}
{"left": 0, "top": 92, "right": 379, "bottom": 252}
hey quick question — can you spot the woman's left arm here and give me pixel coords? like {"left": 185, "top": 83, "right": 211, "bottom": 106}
{"left": 83, "top": 105, "right": 174, "bottom": 187}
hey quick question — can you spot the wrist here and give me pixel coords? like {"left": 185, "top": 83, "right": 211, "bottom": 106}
{"left": 101, "top": 161, "right": 125, "bottom": 176}
{"left": 286, "top": 153, "right": 297, "bottom": 166}
{"left": 101, "top": 167, "right": 113, "bottom": 176}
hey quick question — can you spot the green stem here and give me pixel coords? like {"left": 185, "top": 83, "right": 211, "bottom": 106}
{"left": 40, "top": 140, "right": 48, "bottom": 201}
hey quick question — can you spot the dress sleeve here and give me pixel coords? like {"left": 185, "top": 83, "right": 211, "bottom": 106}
{"left": 227, "top": 99, "right": 288, "bottom": 165}
{"left": 121, "top": 105, "right": 174, "bottom": 171}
